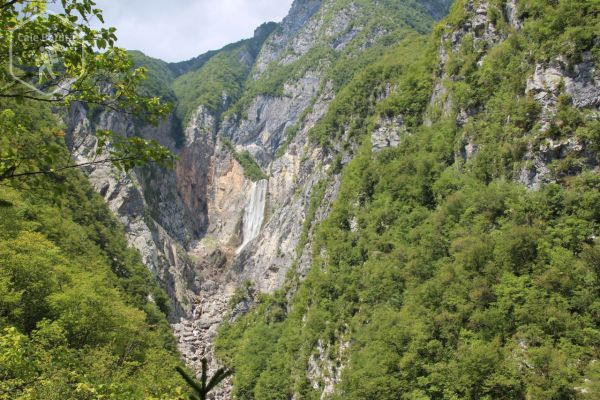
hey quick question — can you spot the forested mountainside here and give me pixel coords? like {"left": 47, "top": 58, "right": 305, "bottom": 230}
{"left": 214, "top": 0, "right": 600, "bottom": 398}
{"left": 0, "top": 103, "right": 184, "bottom": 397}
{"left": 2, "top": 0, "right": 598, "bottom": 399}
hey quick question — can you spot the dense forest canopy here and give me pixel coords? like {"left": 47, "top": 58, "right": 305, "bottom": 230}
{"left": 215, "top": 0, "right": 600, "bottom": 398}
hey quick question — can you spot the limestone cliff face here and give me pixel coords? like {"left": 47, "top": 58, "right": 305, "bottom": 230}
{"left": 520, "top": 53, "right": 600, "bottom": 189}
{"left": 254, "top": 0, "right": 325, "bottom": 74}
{"left": 177, "top": 64, "right": 336, "bottom": 400}
{"left": 66, "top": 103, "right": 198, "bottom": 321}
{"left": 221, "top": 70, "right": 323, "bottom": 166}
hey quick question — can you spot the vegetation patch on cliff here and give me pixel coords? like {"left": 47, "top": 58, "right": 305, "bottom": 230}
{"left": 222, "top": 138, "right": 269, "bottom": 182}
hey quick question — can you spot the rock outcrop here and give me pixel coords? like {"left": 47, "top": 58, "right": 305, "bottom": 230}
{"left": 520, "top": 53, "right": 600, "bottom": 189}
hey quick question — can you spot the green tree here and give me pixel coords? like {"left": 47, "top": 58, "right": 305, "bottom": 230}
{"left": 176, "top": 358, "right": 232, "bottom": 400}
{"left": 0, "top": 0, "right": 175, "bottom": 182}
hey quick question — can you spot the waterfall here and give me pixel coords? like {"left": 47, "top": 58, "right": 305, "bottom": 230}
{"left": 237, "top": 179, "right": 268, "bottom": 253}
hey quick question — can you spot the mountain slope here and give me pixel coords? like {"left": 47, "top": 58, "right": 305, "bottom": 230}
{"left": 172, "top": 22, "right": 278, "bottom": 123}
{"left": 215, "top": 0, "right": 600, "bottom": 398}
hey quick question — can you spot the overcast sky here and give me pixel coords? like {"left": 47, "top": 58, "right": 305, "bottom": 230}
{"left": 91, "top": 0, "right": 294, "bottom": 62}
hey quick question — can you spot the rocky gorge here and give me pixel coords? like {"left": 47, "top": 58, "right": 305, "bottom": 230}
{"left": 65, "top": 0, "right": 599, "bottom": 398}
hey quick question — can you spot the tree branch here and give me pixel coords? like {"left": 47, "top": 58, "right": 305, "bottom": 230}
{"left": 0, "top": 92, "right": 137, "bottom": 117}
{"left": 0, "top": 156, "right": 144, "bottom": 181}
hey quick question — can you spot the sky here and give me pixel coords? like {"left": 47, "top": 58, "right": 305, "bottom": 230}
{"left": 90, "top": 0, "right": 294, "bottom": 62}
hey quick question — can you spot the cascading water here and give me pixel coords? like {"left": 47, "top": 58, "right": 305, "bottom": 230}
{"left": 237, "top": 179, "right": 268, "bottom": 253}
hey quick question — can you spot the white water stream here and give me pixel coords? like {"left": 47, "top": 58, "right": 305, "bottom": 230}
{"left": 237, "top": 179, "right": 268, "bottom": 253}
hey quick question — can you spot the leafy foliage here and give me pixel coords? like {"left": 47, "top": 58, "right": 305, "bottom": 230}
{"left": 0, "top": 0, "right": 175, "bottom": 182}
{"left": 0, "top": 2, "right": 194, "bottom": 398}
{"left": 222, "top": 139, "right": 268, "bottom": 182}
{"left": 129, "top": 50, "right": 177, "bottom": 103}
{"left": 173, "top": 46, "right": 252, "bottom": 122}
{"left": 0, "top": 148, "right": 186, "bottom": 398}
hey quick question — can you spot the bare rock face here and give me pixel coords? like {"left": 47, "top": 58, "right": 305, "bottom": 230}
{"left": 221, "top": 70, "right": 322, "bottom": 165}
{"left": 66, "top": 103, "right": 198, "bottom": 320}
{"left": 520, "top": 53, "right": 600, "bottom": 189}
{"left": 526, "top": 54, "right": 600, "bottom": 124}
{"left": 504, "top": 0, "right": 523, "bottom": 30}
{"left": 254, "top": 0, "right": 325, "bottom": 74}
{"left": 449, "top": 0, "right": 504, "bottom": 54}
{"left": 205, "top": 148, "right": 249, "bottom": 247}
{"left": 305, "top": 339, "right": 350, "bottom": 400}
{"left": 372, "top": 115, "right": 406, "bottom": 152}
{"left": 519, "top": 136, "right": 599, "bottom": 191}
{"left": 175, "top": 106, "right": 217, "bottom": 240}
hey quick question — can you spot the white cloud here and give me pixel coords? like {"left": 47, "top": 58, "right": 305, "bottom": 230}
{"left": 92, "top": 0, "right": 294, "bottom": 62}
